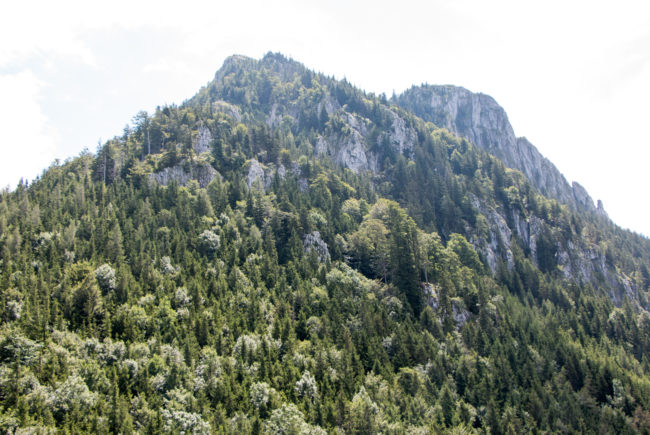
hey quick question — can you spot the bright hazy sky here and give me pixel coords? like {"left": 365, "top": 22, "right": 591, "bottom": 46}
{"left": 1, "top": 0, "right": 649, "bottom": 236}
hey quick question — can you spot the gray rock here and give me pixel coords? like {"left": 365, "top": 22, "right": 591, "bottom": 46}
{"left": 469, "top": 194, "right": 514, "bottom": 273}
{"left": 316, "top": 113, "right": 379, "bottom": 174}
{"left": 213, "top": 100, "right": 242, "bottom": 123}
{"left": 467, "top": 193, "right": 634, "bottom": 304}
{"left": 246, "top": 158, "right": 269, "bottom": 189}
{"left": 423, "top": 283, "right": 439, "bottom": 310}
{"left": 150, "top": 161, "right": 218, "bottom": 188}
{"left": 422, "top": 285, "right": 470, "bottom": 329}
{"left": 335, "top": 130, "right": 374, "bottom": 173}
{"left": 378, "top": 109, "right": 417, "bottom": 158}
{"left": 276, "top": 163, "right": 286, "bottom": 179}
{"left": 266, "top": 103, "right": 283, "bottom": 128}
{"left": 571, "top": 181, "right": 594, "bottom": 211}
{"left": 298, "top": 178, "right": 309, "bottom": 192}
{"left": 315, "top": 137, "right": 329, "bottom": 156}
{"left": 395, "top": 85, "right": 604, "bottom": 214}
{"left": 452, "top": 299, "right": 471, "bottom": 328}
{"left": 193, "top": 125, "right": 212, "bottom": 154}
{"left": 303, "top": 231, "right": 330, "bottom": 262}
{"left": 317, "top": 94, "right": 339, "bottom": 116}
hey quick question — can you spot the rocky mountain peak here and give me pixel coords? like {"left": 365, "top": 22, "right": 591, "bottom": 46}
{"left": 213, "top": 52, "right": 307, "bottom": 85}
{"left": 213, "top": 54, "right": 256, "bottom": 82}
{"left": 394, "top": 85, "right": 605, "bottom": 215}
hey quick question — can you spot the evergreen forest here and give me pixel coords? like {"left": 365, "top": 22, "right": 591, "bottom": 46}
{"left": 1, "top": 53, "right": 649, "bottom": 433}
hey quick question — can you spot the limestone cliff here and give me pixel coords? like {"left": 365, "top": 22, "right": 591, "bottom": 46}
{"left": 394, "top": 85, "right": 605, "bottom": 215}
{"left": 195, "top": 53, "right": 418, "bottom": 175}
{"left": 149, "top": 160, "right": 219, "bottom": 188}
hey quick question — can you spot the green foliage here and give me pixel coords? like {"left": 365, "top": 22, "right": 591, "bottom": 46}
{"left": 0, "top": 52, "right": 648, "bottom": 433}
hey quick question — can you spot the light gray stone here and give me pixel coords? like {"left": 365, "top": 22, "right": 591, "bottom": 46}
{"left": 246, "top": 158, "right": 270, "bottom": 189}
{"left": 378, "top": 109, "right": 417, "bottom": 158}
{"left": 266, "top": 103, "right": 283, "bottom": 128}
{"left": 396, "top": 85, "right": 605, "bottom": 214}
{"left": 193, "top": 125, "right": 212, "bottom": 154}
{"left": 213, "top": 100, "right": 242, "bottom": 123}
{"left": 150, "top": 161, "right": 219, "bottom": 188}
{"left": 303, "top": 231, "right": 330, "bottom": 262}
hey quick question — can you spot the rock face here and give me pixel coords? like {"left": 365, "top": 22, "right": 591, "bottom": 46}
{"left": 314, "top": 108, "right": 417, "bottom": 174}
{"left": 204, "top": 55, "right": 604, "bottom": 214}
{"left": 246, "top": 159, "right": 271, "bottom": 189}
{"left": 265, "top": 103, "right": 283, "bottom": 128}
{"left": 150, "top": 161, "right": 218, "bottom": 188}
{"left": 423, "top": 284, "right": 471, "bottom": 329}
{"left": 193, "top": 125, "right": 212, "bottom": 154}
{"left": 202, "top": 53, "right": 418, "bottom": 175}
{"left": 465, "top": 191, "right": 631, "bottom": 303}
{"left": 213, "top": 100, "right": 242, "bottom": 123}
{"left": 315, "top": 113, "right": 379, "bottom": 174}
{"left": 335, "top": 130, "right": 373, "bottom": 173}
{"left": 469, "top": 194, "right": 515, "bottom": 273}
{"left": 245, "top": 159, "right": 303, "bottom": 191}
{"left": 303, "top": 231, "right": 330, "bottom": 263}
{"left": 380, "top": 109, "right": 417, "bottom": 158}
{"left": 392, "top": 84, "right": 631, "bottom": 301}
{"left": 394, "top": 85, "right": 604, "bottom": 215}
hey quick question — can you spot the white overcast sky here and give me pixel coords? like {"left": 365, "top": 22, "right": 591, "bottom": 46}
{"left": 1, "top": 0, "right": 649, "bottom": 236}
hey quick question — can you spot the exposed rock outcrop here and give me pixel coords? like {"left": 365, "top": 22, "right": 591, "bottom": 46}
{"left": 423, "top": 284, "right": 471, "bottom": 329}
{"left": 316, "top": 114, "right": 379, "bottom": 174}
{"left": 150, "top": 160, "right": 219, "bottom": 188}
{"left": 203, "top": 53, "right": 421, "bottom": 176}
{"left": 466, "top": 192, "right": 633, "bottom": 303}
{"left": 246, "top": 158, "right": 271, "bottom": 189}
{"left": 193, "top": 125, "right": 212, "bottom": 154}
{"left": 317, "top": 94, "right": 339, "bottom": 117}
{"left": 266, "top": 103, "right": 283, "bottom": 128}
{"left": 469, "top": 194, "right": 514, "bottom": 273}
{"left": 395, "top": 85, "right": 605, "bottom": 215}
{"left": 379, "top": 109, "right": 417, "bottom": 158}
{"left": 452, "top": 298, "right": 471, "bottom": 328}
{"left": 303, "top": 231, "right": 330, "bottom": 262}
{"left": 213, "top": 100, "right": 242, "bottom": 123}
{"left": 334, "top": 129, "right": 376, "bottom": 173}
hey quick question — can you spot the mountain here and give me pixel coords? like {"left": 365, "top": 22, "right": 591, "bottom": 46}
{"left": 0, "top": 52, "right": 649, "bottom": 433}
{"left": 393, "top": 84, "right": 608, "bottom": 216}
{"left": 190, "top": 53, "right": 646, "bottom": 308}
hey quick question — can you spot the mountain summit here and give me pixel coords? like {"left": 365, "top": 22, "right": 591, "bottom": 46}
{"left": 186, "top": 53, "right": 644, "bottom": 304}
{"left": 394, "top": 84, "right": 607, "bottom": 216}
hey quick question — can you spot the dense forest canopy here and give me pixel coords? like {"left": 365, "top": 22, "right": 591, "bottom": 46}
{"left": 1, "top": 52, "right": 649, "bottom": 433}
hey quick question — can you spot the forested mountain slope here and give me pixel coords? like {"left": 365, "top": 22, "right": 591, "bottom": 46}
{"left": 188, "top": 53, "right": 649, "bottom": 310}
{"left": 0, "top": 52, "right": 649, "bottom": 433}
